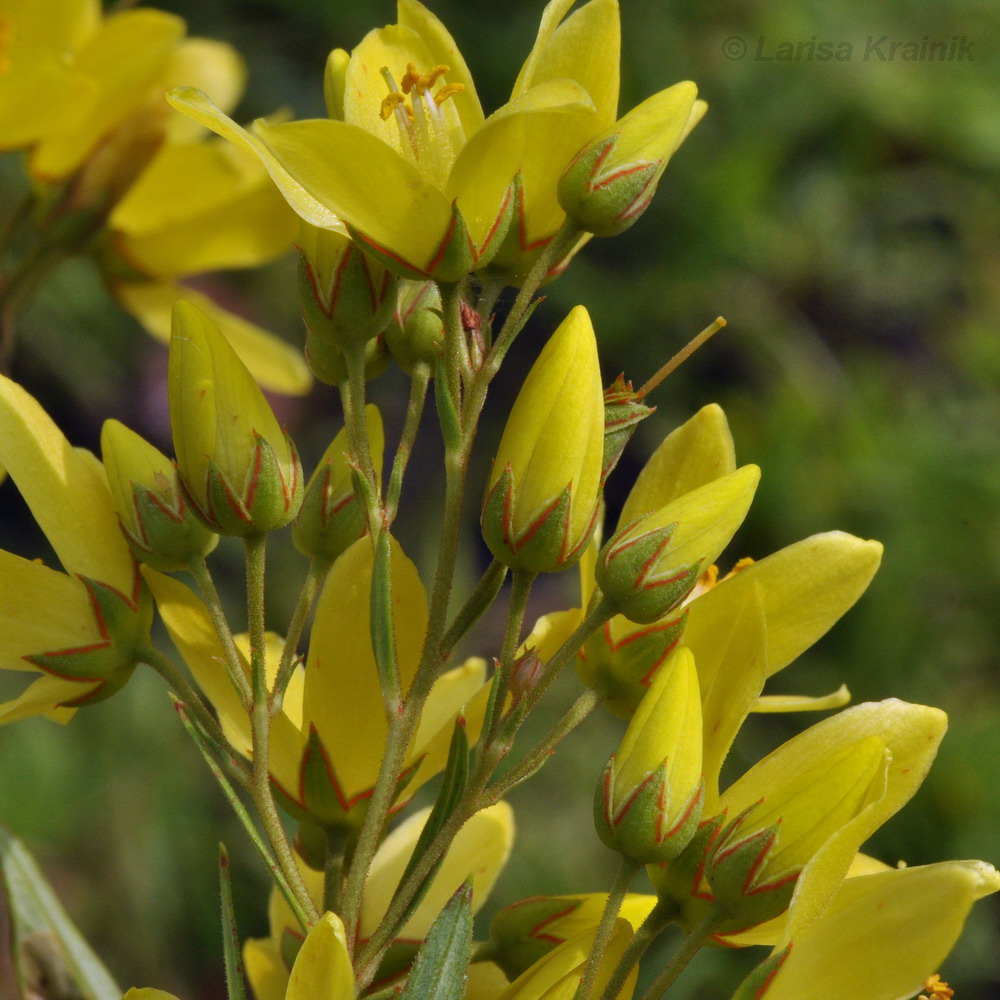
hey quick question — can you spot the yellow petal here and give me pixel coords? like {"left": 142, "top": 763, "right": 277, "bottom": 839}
{"left": 30, "top": 9, "right": 185, "bottom": 180}
{"left": 0, "top": 672, "right": 94, "bottom": 726}
{"left": 0, "top": 375, "right": 133, "bottom": 591}
{"left": 685, "top": 532, "right": 883, "bottom": 679}
{"left": 397, "top": 0, "right": 484, "bottom": 135}
{"left": 304, "top": 537, "right": 427, "bottom": 798}
{"left": 466, "top": 962, "right": 511, "bottom": 1000}
{"left": 162, "top": 38, "right": 245, "bottom": 142}
{"left": 286, "top": 912, "right": 354, "bottom": 1000}
{"left": 110, "top": 140, "right": 297, "bottom": 276}
{"left": 166, "top": 88, "right": 344, "bottom": 231}
{"left": 114, "top": 280, "right": 311, "bottom": 396}
{"left": 752, "top": 861, "right": 1000, "bottom": 1000}
{"left": 243, "top": 938, "right": 289, "bottom": 1000}
{"left": 362, "top": 801, "right": 514, "bottom": 939}
{"left": 618, "top": 404, "right": 736, "bottom": 526}
{"left": 512, "top": 0, "right": 619, "bottom": 127}
{"left": 123, "top": 991, "right": 182, "bottom": 1000}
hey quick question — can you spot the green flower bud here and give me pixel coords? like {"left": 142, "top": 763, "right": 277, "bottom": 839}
{"left": 297, "top": 223, "right": 396, "bottom": 353}
{"left": 594, "top": 647, "right": 704, "bottom": 863}
{"left": 305, "top": 329, "right": 390, "bottom": 386}
{"left": 101, "top": 419, "right": 218, "bottom": 571}
{"left": 596, "top": 465, "right": 759, "bottom": 623}
{"left": 482, "top": 306, "right": 604, "bottom": 574}
{"left": 293, "top": 405, "right": 384, "bottom": 561}
{"left": 384, "top": 280, "right": 445, "bottom": 374}
{"left": 558, "top": 82, "right": 704, "bottom": 238}
{"left": 169, "top": 300, "right": 303, "bottom": 536}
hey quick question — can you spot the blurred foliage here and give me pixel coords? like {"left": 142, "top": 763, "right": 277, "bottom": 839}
{"left": 2, "top": 0, "right": 1000, "bottom": 997}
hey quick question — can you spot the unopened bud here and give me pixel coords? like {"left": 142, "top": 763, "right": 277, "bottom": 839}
{"left": 384, "top": 280, "right": 445, "bottom": 374}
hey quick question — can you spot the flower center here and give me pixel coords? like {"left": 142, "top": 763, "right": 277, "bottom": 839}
{"left": 379, "top": 62, "right": 465, "bottom": 188}
{"left": 919, "top": 975, "right": 955, "bottom": 1000}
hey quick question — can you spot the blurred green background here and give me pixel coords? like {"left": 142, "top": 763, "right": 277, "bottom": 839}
{"left": 2, "top": 0, "right": 999, "bottom": 997}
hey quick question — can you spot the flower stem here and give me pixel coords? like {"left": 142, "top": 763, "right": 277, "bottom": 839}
{"left": 187, "top": 555, "right": 252, "bottom": 708}
{"left": 339, "top": 343, "right": 382, "bottom": 536}
{"left": 574, "top": 857, "right": 642, "bottom": 1000}
{"left": 439, "top": 558, "right": 507, "bottom": 660}
{"left": 385, "top": 362, "right": 431, "bottom": 524}
{"left": 271, "top": 555, "right": 332, "bottom": 711}
{"left": 636, "top": 908, "right": 721, "bottom": 1000}
{"left": 323, "top": 826, "right": 350, "bottom": 916}
{"left": 244, "top": 534, "right": 319, "bottom": 926}
{"left": 596, "top": 900, "right": 676, "bottom": 1000}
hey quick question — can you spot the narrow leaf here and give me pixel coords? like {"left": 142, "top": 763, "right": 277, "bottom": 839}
{"left": 175, "top": 700, "right": 311, "bottom": 931}
{"left": 398, "top": 881, "right": 473, "bottom": 1000}
{"left": 370, "top": 526, "right": 401, "bottom": 706}
{"left": 218, "top": 843, "right": 249, "bottom": 1000}
{"left": 0, "top": 824, "right": 120, "bottom": 1000}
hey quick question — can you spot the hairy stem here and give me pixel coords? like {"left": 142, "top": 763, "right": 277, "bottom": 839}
{"left": 385, "top": 362, "right": 431, "bottom": 524}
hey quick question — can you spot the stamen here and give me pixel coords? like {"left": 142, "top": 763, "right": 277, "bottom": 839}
{"left": 919, "top": 975, "right": 955, "bottom": 1000}
{"left": 379, "top": 92, "right": 406, "bottom": 122}
{"left": 434, "top": 82, "right": 466, "bottom": 105}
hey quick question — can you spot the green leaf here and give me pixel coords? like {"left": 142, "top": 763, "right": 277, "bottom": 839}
{"left": 0, "top": 824, "right": 120, "bottom": 1000}
{"left": 218, "top": 844, "right": 249, "bottom": 1000}
{"left": 398, "top": 881, "right": 473, "bottom": 1000}
{"left": 370, "top": 525, "right": 401, "bottom": 706}
{"left": 174, "top": 700, "right": 311, "bottom": 931}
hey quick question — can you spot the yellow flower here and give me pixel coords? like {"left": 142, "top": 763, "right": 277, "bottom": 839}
{"left": 145, "top": 535, "right": 488, "bottom": 829}
{"left": 168, "top": 0, "right": 629, "bottom": 282}
{"left": 482, "top": 305, "right": 604, "bottom": 574}
{"left": 125, "top": 910, "right": 355, "bottom": 1000}
{"left": 244, "top": 803, "right": 514, "bottom": 999}
{"left": 0, "top": 0, "right": 307, "bottom": 393}
{"left": 731, "top": 860, "right": 1000, "bottom": 1000}
{"left": 0, "top": 375, "right": 150, "bottom": 722}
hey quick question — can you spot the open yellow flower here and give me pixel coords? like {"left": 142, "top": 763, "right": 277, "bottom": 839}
{"left": 244, "top": 803, "right": 514, "bottom": 999}
{"left": 145, "top": 536, "right": 488, "bottom": 829}
{"left": 0, "top": 0, "right": 307, "bottom": 393}
{"left": 168, "top": 0, "right": 629, "bottom": 282}
{"left": 0, "top": 375, "right": 150, "bottom": 722}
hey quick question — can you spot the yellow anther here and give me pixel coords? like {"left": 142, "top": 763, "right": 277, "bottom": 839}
{"left": 380, "top": 92, "right": 406, "bottom": 121}
{"left": 434, "top": 82, "right": 465, "bottom": 105}
{"left": 919, "top": 974, "right": 955, "bottom": 1000}
{"left": 400, "top": 62, "right": 421, "bottom": 94}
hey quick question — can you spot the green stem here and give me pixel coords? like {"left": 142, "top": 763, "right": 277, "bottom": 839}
{"left": 245, "top": 534, "right": 319, "bottom": 926}
{"left": 138, "top": 644, "right": 250, "bottom": 788}
{"left": 339, "top": 344, "right": 381, "bottom": 536}
{"left": 481, "top": 569, "right": 535, "bottom": 748}
{"left": 439, "top": 558, "right": 507, "bottom": 660}
{"left": 596, "top": 901, "right": 676, "bottom": 1000}
{"left": 485, "top": 687, "right": 598, "bottom": 801}
{"left": 574, "top": 857, "right": 641, "bottom": 1000}
{"left": 0, "top": 192, "right": 36, "bottom": 257}
{"left": 271, "top": 555, "right": 332, "bottom": 711}
{"left": 385, "top": 362, "right": 430, "bottom": 524}
{"left": 323, "top": 827, "right": 350, "bottom": 916}
{"left": 188, "top": 555, "right": 252, "bottom": 708}
{"left": 636, "top": 908, "right": 721, "bottom": 1000}
{"left": 438, "top": 281, "right": 466, "bottom": 407}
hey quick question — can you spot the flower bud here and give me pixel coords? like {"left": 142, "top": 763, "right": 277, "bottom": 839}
{"left": 596, "top": 465, "right": 759, "bottom": 624}
{"left": 297, "top": 224, "right": 396, "bottom": 352}
{"left": 293, "top": 405, "right": 383, "bottom": 561}
{"left": 601, "top": 375, "right": 655, "bottom": 484}
{"left": 169, "top": 300, "right": 303, "bottom": 536}
{"left": 558, "top": 82, "right": 704, "bottom": 237}
{"left": 708, "top": 735, "right": 888, "bottom": 929}
{"left": 595, "top": 648, "right": 704, "bottom": 863}
{"left": 305, "top": 329, "right": 390, "bottom": 386}
{"left": 384, "top": 280, "right": 445, "bottom": 374}
{"left": 482, "top": 306, "right": 604, "bottom": 574}
{"left": 101, "top": 419, "right": 218, "bottom": 571}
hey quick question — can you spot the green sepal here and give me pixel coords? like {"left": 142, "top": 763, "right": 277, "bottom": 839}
{"left": 708, "top": 805, "right": 799, "bottom": 930}
{"left": 196, "top": 432, "right": 303, "bottom": 536}
{"left": 595, "top": 757, "right": 704, "bottom": 864}
{"left": 385, "top": 281, "right": 445, "bottom": 374}
{"left": 292, "top": 464, "right": 366, "bottom": 562}
{"left": 578, "top": 610, "right": 688, "bottom": 719}
{"left": 0, "top": 824, "right": 121, "bottom": 1000}
{"left": 482, "top": 469, "right": 579, "bottom": 574}
{"left": 26, "top": 571, "right": 152, "bottom": 702}
{"left": 602, "top": 375, "right": 656, "bottom": 484}
{"left": 123, "top": 478, "right": 218, "bottom": 572}
{"left": 488, "top": 896, "right": 586, "bottom": 980}
{"left": 398, "top": 882, "right": 473, "bottom": 1000}
{"left": 730, "top": 945, "right": 792, "bottom": 1000}
{"left": 597, "top": 521, "right": 701, "bottom": 624}
{"left": 218, "top": 843, "right": 249, "bottom": 1000}
{"left": 371, "top": 526, "right": 401, "bottom": 706}
{"left": 475, "top": 171, "right": 524, "bottom": 278}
